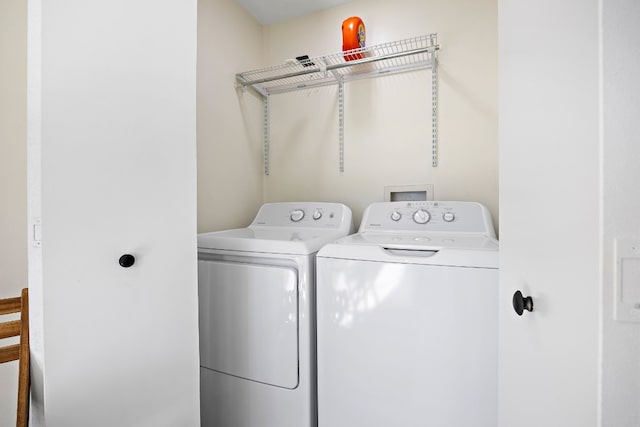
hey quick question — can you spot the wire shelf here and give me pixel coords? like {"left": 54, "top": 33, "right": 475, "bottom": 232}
{"left": 236, "top": 34, "right": 439, "bottom": 95}
{"left": 235, "top": 34, "right": 440, "bottom": 175}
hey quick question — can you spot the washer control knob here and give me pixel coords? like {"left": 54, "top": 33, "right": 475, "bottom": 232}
{"left": 313, "top": 210, "right": 322, "bottom": 221}
{"left": 413, "top": 209, "right": 431, "bottom": 224}
{"left": 443, "top": 212, "right": 456, "bottom": 222}
{"left": 290, "top": 209, "right": 305, "bottom": 222}
{"left": 390, "top": 211, "right": 402, "bottom": 222}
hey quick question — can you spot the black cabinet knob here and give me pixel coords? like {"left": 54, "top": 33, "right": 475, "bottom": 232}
{"left": 513, "top": 290, "right": 533, "bottom": 316}
{"left": 119, "top": 254, "right": 135, "bottom": 268}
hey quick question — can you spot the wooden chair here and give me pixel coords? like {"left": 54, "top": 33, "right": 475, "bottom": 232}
{"left": 0, "top": 288, "right": 30, "bottom": 427}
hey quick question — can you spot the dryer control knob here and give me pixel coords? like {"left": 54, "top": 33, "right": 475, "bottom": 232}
{"left": 390, "top": 211, "right": 402, "bottom": 221}
{"left": 443, "top": 212, "right": 456, "bottom": 222}
{"left": 313, "top": 210, "right": 323, "bottom": 220}
{"left": 413, "top": 209, "right": 431, "bottom": 224}
{"left": 290, "top": 209, "right": 305, "bottom": 222}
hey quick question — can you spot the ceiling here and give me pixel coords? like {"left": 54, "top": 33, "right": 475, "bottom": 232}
{"left": 234, "top": 0, "right": 356, "bottom": 25}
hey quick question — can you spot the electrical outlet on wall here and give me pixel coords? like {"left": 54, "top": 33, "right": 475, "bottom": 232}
{"left": 614, "top": 238, "right": 640, "bottom": 323}
{"left": 384, "top": 184, "right": 434, "bottom": 202}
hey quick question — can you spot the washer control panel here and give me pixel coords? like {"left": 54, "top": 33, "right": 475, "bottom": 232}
{"left": 251, "top": 202, "right": 353, "bottom": 230}
{"left": 361, "top": 201, "right": 495, "bottom": 236}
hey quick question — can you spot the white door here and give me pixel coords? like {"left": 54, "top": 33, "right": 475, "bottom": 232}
{"left": 28, "top": 1, "right": 200, "bottom": 426}
{"left": 498, "top": 0, "right": 601, "bottom": 425}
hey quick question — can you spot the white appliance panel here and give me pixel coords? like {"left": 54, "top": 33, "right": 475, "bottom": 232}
{"left": 199, "top": 251, "right": 316, "bottom": 427}
{"left": 201, "top": 367, "right": 310, "bottom": 427}
{"left": 317, "top": 257, "right": 498, "bottom": 427}
{"left": 199, "top": 260, "right": 299, "bottom": 389}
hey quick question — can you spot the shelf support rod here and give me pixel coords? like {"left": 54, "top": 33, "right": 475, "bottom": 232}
{"left": 328, "top": 69, "right": 345, "bottom": 173}
{"left": 338, "top": 80, "right": 345, "bottom": 172}
{"left": 431, "top": 57, "right": 438, "bottom": 167}
{"left": 263, "top": 95, "right": 270, "bottom": 175}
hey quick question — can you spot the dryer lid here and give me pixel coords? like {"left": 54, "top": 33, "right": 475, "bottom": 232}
{"left": 198, "top": 227, "right": 351, "bottom": 255}
{"left": 198, "top": 202, "right": 354, "bottom": 255}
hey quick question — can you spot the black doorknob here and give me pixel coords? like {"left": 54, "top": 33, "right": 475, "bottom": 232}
{"left": 513, "top": 290, "right": 533, "bottom": 316}
{"left": 119, "top": 254, "right": 135, "bottom": 268}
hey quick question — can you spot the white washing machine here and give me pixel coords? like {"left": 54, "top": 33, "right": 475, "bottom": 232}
{"left": 316, "top": 201, "right": 498, "bottom": 427}
{"left": 198, "top": 202, "right": 353, "bottom": 427}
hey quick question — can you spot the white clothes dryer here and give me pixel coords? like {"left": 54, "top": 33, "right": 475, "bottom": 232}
{"left": 198, "top": 202, "right": 353, "bottom": 427}
{"left": 316, "top": 201, "right": 498, "bottom": 427}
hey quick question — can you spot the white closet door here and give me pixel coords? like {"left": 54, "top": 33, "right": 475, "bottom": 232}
{"left": 29, "top": 1, "right": 200, "bottom": 426}
{"left": 498, "top": 0, "right": 601, "bottom": 425}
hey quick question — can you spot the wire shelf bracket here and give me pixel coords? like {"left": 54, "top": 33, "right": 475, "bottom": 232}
{"left": 236, "top": 34, "right": 440, "bottom": 175}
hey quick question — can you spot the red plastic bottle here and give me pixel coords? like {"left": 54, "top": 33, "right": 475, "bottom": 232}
{"left": 342, "top": 16, "right": 365, "bottom": 61}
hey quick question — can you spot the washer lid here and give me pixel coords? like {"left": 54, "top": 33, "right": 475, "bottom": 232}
{"left": 317, "top": 232, "right": 499, "bottom": 268}
{"left": 198, "top": 227, "right": 351, "bottom": 255}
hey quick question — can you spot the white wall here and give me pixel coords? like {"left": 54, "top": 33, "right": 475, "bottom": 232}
{"left": 0, "top": 0, "right": 27, "bottom": 425}
{"left": 197, "top": 0, "right": 265, "bottom": 232}
{"left": 602, "top": 0, "right": 640, "bottom": 424}
{"left": 262, "top": 0, "right": 498, "bottom": 228}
